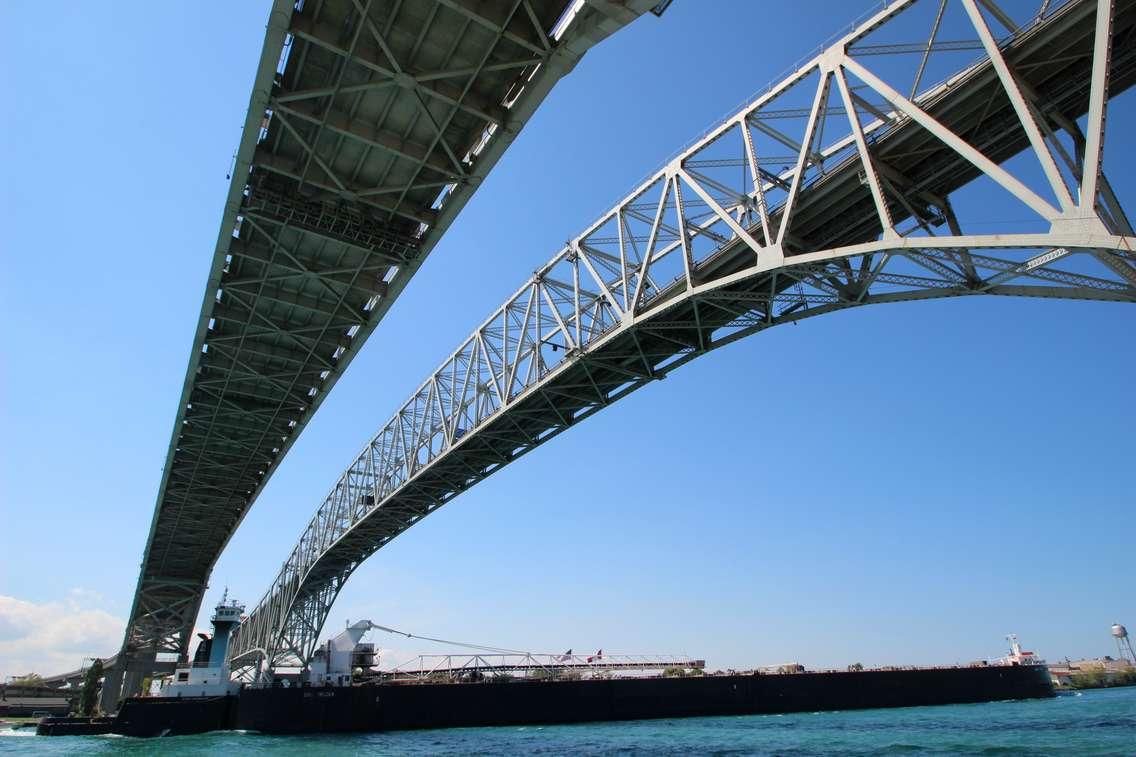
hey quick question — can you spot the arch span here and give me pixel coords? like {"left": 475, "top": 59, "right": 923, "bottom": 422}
{"left": 229, "top": 0, "right": 1136, "bottom": 671}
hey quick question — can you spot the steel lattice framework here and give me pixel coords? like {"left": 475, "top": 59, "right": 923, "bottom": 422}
{"left": 110, "top": 0, "right": 663, "bottom": 705}
{"left": 230, "top": 0, "right": 1136, "bottom": 672}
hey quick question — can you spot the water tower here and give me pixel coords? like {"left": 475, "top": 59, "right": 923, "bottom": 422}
{"left": 1111, "top": 624, "right": 1135, "bottom": 665}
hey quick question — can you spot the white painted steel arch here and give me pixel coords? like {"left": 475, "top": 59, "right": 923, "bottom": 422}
{"left": 230, "top": 0, "right": 1136, "bottom": 671}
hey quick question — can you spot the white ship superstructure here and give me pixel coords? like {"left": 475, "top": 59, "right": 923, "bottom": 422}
{"left": 998, "top": 634, "right": 1045, "bottom": 667}
{"left": 158, "top": 592, "right": 244, "bottom": 697}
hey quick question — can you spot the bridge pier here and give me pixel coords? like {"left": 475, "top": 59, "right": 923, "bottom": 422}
{"left": 123, "top": 669, "right": 147, "bottom": 699}
{"left": 98, "top": 662, "right": 124, "bottom": 713}
{"left": 98, "top": 653, "right": 167, "bottom": 712}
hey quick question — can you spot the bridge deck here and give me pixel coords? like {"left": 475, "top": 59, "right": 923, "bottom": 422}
{"left": 117, "top": 0, "right": 661, "bottom": 698}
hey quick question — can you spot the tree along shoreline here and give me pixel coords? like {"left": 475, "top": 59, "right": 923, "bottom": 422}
{"left": 1061, "top": 666, "right": 1136, "bottom": 690}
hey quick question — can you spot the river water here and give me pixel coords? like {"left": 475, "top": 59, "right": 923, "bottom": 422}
{"left": 3, "top": 686, "right": 1133, "bottom": 755}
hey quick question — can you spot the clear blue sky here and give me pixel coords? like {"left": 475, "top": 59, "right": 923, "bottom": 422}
{"left": 1, "top": 1, "right": 1133, "bottom": 678}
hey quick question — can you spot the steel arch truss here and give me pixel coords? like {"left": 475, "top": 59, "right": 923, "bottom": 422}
{"left": 229, "top": 0, "right": 1136, "bottom": 671}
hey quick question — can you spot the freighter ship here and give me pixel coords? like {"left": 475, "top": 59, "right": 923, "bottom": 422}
{"left": 39, "top": 596, "right": 1054, "bottom": 737}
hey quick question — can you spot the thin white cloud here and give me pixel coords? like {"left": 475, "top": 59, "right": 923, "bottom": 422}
{"left": 0, "top": 590, "right": 123, "bottom": 681}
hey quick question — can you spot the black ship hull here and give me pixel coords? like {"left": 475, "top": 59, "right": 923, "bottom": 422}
{"left": 39, "top": 664, "right": 1054, "bottom": 737}
{"left": 239, "top": 665, "right": 1054, "bottom": 734}
{"left": 37, "top": 695, "right": 236, "bottom": 737}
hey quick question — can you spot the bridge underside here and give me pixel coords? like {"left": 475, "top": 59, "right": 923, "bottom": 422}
{"left": 109, "top": 0, "right": 662, "bottom": 707}
{"left": 230, "top": 0, "right": 1136, "bottom": 673}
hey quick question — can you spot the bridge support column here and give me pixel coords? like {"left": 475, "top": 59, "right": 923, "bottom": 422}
{"left": 123, "top": 669, "right": 147, "bottom": 700}
{"left": 98, "top": 662, "right": 124, "bottom": 713}
{"left": 99, "top": 651, "right": 158, "bottom": 712}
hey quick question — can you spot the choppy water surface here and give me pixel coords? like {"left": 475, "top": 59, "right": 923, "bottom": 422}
{"left": 3, "top": 686, "right": 1133, "bottom": 755}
